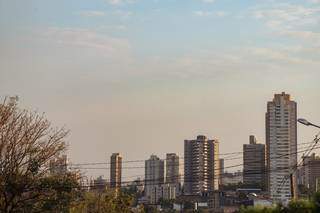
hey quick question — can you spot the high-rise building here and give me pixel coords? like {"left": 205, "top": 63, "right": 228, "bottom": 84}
{"left": 266, "top": 92, "right": 297, "bottom": 203}
{"left": 184, "top": 135, "right": 219, "bottom": 195}
{"left": 166, "top": 153, "right": 180, "bottom": 186}
{"left": 300, "top": 153, "right": 320, "bottom": 193}
{"left": 243, "top": 135, "right": 266, "bottom": 189}
{"left": 219, "top": 159, "right": 224, "bottom": 186}
{"left": 145, "top": 155, "right": 164, "bottom": 203}
{"left": 110, "top": 153, "right": 122, "bottom": 189}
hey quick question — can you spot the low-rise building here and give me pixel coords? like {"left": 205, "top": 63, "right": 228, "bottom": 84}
{"left": 148, "top": 184, "right": 176, "bottom": 204}
{"left": 222, "top": 171, "right": 243, "bottom": 185}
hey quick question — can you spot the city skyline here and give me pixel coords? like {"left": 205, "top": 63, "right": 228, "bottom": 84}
{"left": 1, "top": 0, "right": 320, "bottom": 181}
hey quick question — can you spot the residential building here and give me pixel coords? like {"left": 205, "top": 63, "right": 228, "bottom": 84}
{"left": 145, "top": 155, "right": 164, "bottom": 203}
{"left": 166, "top": 153, "right": 180, "bottom": 193}
{"left": 184, "top": 135, "right": 219, "bottom": 195}
{"left": 110, "top": 153, "right": 122, "bottom": 190}
{"left": 90, "top": 176, "right": 108, "bottom": 192}
{"left": 266, "top": 92, "right": 297, "bottom": 203}
{"left": 219, "top": 159, "right": 225, "bottom": 186}
{"left": 222, "top": 171, "right": 243, "bottom": 185}
{"left": 243, "top": 135, "right": 266, "bottom": 189}
{"left": 149, "top": 184, "right": 176, "bottom": 204}
{"left": 300, "top": 153, "right": 320, "bottom": 193}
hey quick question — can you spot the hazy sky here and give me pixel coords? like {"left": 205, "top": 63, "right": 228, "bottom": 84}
{"left": 1, "top": 0, "right": 320, "bottom": 180}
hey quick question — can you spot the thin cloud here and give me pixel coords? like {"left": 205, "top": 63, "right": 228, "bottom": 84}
{"left": 193, "top": 10, "right": 213, "bottom": 17}
{"left": 42, "top": 27, "right": 131, "bottom": 59}
{"left": 199, "top": 0, "right": 216, "bottom": 3}
{"left": 215, "top": 11, "right": 229, "bottom": 17}
{"left": 309, "top": 0, "right": 320, "bottom": 3}
{"left": 252, "top": 3, "right": 320, "bottom": 30}
{"left": 78, "top": 11, "right": 106, "bottom": 17}
{"left": 106, "top": 0, "right": 136, "bottom": 5}
{"left": 193, "top": 10, "right": 229, "bottom": 17}
{"left": 251, "top": 2, "right": 320, "bottom": 48}
{"left": 279, "top": 30, "right": 320, "bottom": 46}
{"left": 113, "top": 10, "right": 133, "bottom": 19}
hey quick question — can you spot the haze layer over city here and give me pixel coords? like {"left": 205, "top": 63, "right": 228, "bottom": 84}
{"left": 1, "top": 0, "right": 320, "bottom": 182}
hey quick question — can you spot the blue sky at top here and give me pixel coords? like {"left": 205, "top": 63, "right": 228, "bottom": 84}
{"left": 0, "top": 0, "right": 320, "bottom": 177}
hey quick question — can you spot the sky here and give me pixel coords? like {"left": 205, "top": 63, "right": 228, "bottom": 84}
{"left": 0, "top": 0, "right": 320, "bottom": 180}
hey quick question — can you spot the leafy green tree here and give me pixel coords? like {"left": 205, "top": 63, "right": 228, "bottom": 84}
{"left": 71, "top": 191, "right": 138, "bottom": 213}
{"left": 287, "top": 199, "right": 315, "bottom": 213}
{"left": 313, "top": 191, "right": 320, "bottom": 212}
{"left": 240, "top": 199, "right": 317, "bottom": 213}
{"left": 239, "top": 205, "right": 279, "bottom": 213}
{"left": 30, "top": 173, "right": 82, "bottom": 212}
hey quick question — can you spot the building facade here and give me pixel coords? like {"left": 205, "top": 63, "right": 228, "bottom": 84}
{"left": 145, "top": 155, "right": 165, "bottom": 203}
{"left": 166, "top": 153, "right": 180, "bottom": 190}
{"left": 149, "top": 184, "right": 176, "bottom": 204}
{"left": 243, "top": 135, "right": 266, "bottom": 189}
{"left": 300, "top": 153, "right": 320, "bottom": 193}
{"left": 110, "top": 153, "right": 122, "bottom": 189}
{"left": 266, "top": 92, "right": 297, "bottom": 203}
{"left": 222, "top": 171, "right": 243, "bottom": 185}
{"left": 219, "top": 159, "right": 224, "bottom": 186}
{"left": 184, "top": 135, "right": 219, "bottom": 195}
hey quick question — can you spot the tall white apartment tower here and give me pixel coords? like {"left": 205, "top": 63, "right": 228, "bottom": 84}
{"left": 266, "top": 92, "right": 297, "bottom": 204}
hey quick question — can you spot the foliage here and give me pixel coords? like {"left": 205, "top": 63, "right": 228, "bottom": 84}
{"left": 312, "top": 191, "right": 320, "bottom": 212}
{"left": 0, "top": 98, "right": 74, "bottom": 212}
{"left": 287, "top": 199, "right": 315, "bottom": 213}
{"left": 71, "top": 191, "right": 139, "bottom": 213}
{"left": 239, "top": 205, "right": 279, "bottom": 213}
{"left": 121, "top": 180, "right": 144, "bottom": 206}
{"left": 31, "top": 173, "right": 82, "bottom": 212}
{"left": 239, "top": 199, "right": 316, "bottom": 213}
{"left": 298, "top": 184, "right": 312, "bottom": 198}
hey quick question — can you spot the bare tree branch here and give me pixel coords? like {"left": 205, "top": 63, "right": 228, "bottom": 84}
{"left": 0, "top": 98, "right": 70, "bottom": 212}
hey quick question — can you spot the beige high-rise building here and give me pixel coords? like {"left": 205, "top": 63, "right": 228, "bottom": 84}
{"left": 184, "top": 135, "right": 219, "bottom": 195}
{"left": 110, "top": 153, "right": 122, "bottom": 189}
{"left": 243, "top": 135, "right": 266, "bottom": 189}
{"left": 166, "top": 153, "right": 179, "bottom": 183}
{"left": 145, "top": 155, "right": 164, "bottom": 203}
{"left": 266, "top": 92, "right": 297, "bottom": 204}
{"left": 166, "top": 153, "right": 180, "bottom": 192}
{"left": 300, "top": 153, "right": 320, "bottom": 193}
{"left": 219, "top": 159, "right": 224, "bottom": 186}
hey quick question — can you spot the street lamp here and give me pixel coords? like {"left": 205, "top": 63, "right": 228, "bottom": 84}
{"left": 298, "top": 118, "right": 320, "bottom": 129}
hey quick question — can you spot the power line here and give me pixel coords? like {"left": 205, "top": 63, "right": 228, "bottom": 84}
{"left": 68, "top": 143, "right": 320, "bottom": 171}
{"left": 74, "top": 146, "right": 320, "bottom": 186}
{"left": 78, "top": 164, "right": 308, "bottom": 189}
{"left": 276, "top": 132, "right": 320, "bottom": 193}
{"left": 68, "top": 140, "right": 318, "bottom": 168}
